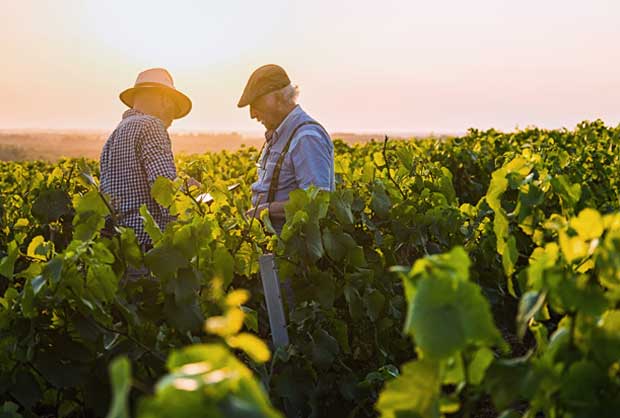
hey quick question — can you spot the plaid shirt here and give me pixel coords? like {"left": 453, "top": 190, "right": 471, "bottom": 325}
{"left": 100, "top": 109, "right": 176, "bottom": 245}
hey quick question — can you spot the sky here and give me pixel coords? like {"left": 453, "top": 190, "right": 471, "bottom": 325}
{"left": 1, "top": 0, "right": 619, "bottom": 134}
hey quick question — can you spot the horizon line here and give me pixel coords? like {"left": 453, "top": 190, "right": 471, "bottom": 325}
{"left": 0, "top": 128, "right": 465, "bottom": 137}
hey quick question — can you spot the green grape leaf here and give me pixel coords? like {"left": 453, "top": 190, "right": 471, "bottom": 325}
{"left": 86, "top": 263, "right": 118, "bottom": 303}
{"left": 371, "top": 182, "right": 391, "bottom": 219}
{"left": 483, "top": 355, "right": 531, "bottom": 411}
{"left": 172, "top": 268, "right": 200, "bottom": 305}
{"left": 164, "top": 295, "right": 204, "bottom": 333}
{"left": 303, "top": 221, "right": 324, "bottom": 263}
{"left": 106, "top": 356, "right": 131, "bottom": 418}
{"left": 322, "top": 228, "right": 346, "bottom": 262}
{"left": 486, "top": 157, "right": 528, "bottom": 263}
{"left": 516, "top": 291, "right": 546, "bottom": 339}
{"left": 332, "top": 319, "right": 351, "bottom": 354}
{"left": 331, "top": 190, "right": 355, "bottom": 225}
{"left": 438, "top": 167, "right": 457, "bottom": 205}
{"left": 151, "top": 176, "right": 177, "bottom": 208}
{"left": 10, "top": 371, "right": 42, "bottom": 410}
{"left": 344, "top": 285, "right": 364, "bottom": 321}
{"left": 139, "top": 205, "right": 163, "bottom": 243}
{"left": 559, "top": 231, "right": 588, "bottom": 263}
{"left": 404, "top": 247, "right": 503, "bottom": 359}
{"left": 364, "top": 289, "right": 386, "bottom": 322}
{"left": 570, "top": 208, "right": 604, "bottom": 240}
{"left": 0, "top": 241, "right": 19, "bottom": 278}
{"left": 284, "top": 189, "right": 309, "bottom": 220}
{"left": 240, "top": 306, "right": 258, "bottom": 333}
{"left": 34, "top": 351, "right": 83, "bottom": 389}
{"left": 501, "top": 234, "right": 518, "bottom": 280}
{"left": 311, "top": 329, "right": 339, "bottom": 370}
{"left": 214, "top": 246, "right": 235, "bottom": 289}
{"left": 144, "top": 244, "right": 188, "bottom": 280}
{"left": 119, "top": 227, "right": 143, "bottom": 267}
{"left": 42, "top": 257, "right": 63, "bottom": 285}
{"left": 205, "top": 309, "right": 244, "bottom": 337}
{"left": 312, "top": 271, "right": 335, "bottom": 309}
{"left": 144, "top": 344, "right": 282, "bottom": 418}
{"left": 72, "top": 214, "right": 103, "bottom": 242}
{"left": 468, "top": 347, "right": 495, "bottom": 385}
{"left": 551, "top": 175, "right": 581, "bottom": 210}
{"left": 226, "top": 333, "right": 271, "bottom": 363}
{"left": 31, "top": 188, "right": 72, "bottom": 223}
{"left": 73, "top": 189, "right": 109, "bottom": 216}
{"left": 376, "top": 359, "right": 440, "bottom": 418}
{"left": 0, "top": 401, "right": 22, "bottom": 418}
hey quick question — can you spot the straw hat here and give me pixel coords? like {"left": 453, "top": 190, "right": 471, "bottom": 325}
{"left": 120, "top": 68, "right": 192, "bottom": 119}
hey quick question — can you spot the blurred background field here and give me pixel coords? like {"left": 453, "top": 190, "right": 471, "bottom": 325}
{"left": 0, "top": 131, "right": 418, "bottom": 161}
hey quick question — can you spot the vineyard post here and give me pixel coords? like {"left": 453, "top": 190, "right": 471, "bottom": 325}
{"left": 259, "top": 254, "right": 290, "bottom": 348}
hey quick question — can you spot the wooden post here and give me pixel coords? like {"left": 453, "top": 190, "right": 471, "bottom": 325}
{"left": 259, "top": 254, "right": 290, "bottom": 348}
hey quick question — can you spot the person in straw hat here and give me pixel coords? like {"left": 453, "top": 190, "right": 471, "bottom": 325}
{"left": 100, "top": 68, "right": 197, "bottom": 248}
{"left": 239, "top": 64, "right": 335, "bottom": 234}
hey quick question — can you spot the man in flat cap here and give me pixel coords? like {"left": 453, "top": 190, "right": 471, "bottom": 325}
{"left": 100, "top": 68, "right": 196, "bottom": 248}
{"left": 239, "top": 64, "right": 335, "bottom": 233}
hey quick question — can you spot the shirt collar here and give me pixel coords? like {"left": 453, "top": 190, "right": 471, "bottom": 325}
{"left": 272, "top": 105, "right": 303, "bottom": 142}
{"left": 122, "top": 108, "right": 145, "bottom": 119}
{"left": 122, "top": 109, "right": 168, "bottom": 129}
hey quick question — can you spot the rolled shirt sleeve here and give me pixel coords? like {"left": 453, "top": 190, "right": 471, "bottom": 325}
{"left": 290, "top": 133, "right": 335, "bottom": 191}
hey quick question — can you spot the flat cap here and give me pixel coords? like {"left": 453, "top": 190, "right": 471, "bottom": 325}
{"left": 237, "top": 64, "right": 291, "bottom": 108}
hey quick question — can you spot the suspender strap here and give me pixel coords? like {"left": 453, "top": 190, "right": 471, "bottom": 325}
{"left": 267, "top": 121, "right": 326, "bottom": 203}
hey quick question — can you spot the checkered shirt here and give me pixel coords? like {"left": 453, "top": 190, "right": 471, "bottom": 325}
{"left": 100, "top": 109, "right": 177, "bottom": 245}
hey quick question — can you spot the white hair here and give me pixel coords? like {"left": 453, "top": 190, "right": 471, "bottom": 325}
{"left": 273, "top": 83, "right": 300, "bottom": 106}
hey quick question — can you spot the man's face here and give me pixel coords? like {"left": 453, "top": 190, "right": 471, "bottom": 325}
{"left": 249, "top": 93, "right": 280, "bottom": 131}
{"left": 158, "top": 92, "right": 177, "bottom": 128}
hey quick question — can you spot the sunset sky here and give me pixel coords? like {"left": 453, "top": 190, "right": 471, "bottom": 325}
{"left": 1, "top": 0, "right": 619, "bottom": 134}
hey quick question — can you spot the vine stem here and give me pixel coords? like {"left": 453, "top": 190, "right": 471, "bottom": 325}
{"left": 233, "top": 203, "right": 262, "bottom": 254}
{"left": 95, "top": 186, "right": 119, "bottom": 228}
{"left": 92, "top": 317, "right": 167, "bottom": 363}
{"left": 382, "top": 135, "right": 407, "bottom": 200}
{"left": 63, "top": 162, "right": 76, "bottom": 189}
{"left": 181, "top": 178, "right": 205, "bottom": 217}
{"left": 67, "top": 288, "right": 167, "bottom": 363}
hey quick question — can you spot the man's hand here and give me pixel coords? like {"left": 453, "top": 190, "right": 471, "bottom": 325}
{"left": 245, "top": 200, "right": 286, "bottom": 221}
{"left": 186, "top": 177, "right": 202, "bottom": 189}
{"left": 245, "top": 203, "right": 269, "bottom": 220}
{"left": 178, "top": 177, "right": 202, "bottom": 193}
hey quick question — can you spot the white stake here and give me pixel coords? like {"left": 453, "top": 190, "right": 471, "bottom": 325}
{"left": 259, "top": 254, "right": 290, "bottom": 348}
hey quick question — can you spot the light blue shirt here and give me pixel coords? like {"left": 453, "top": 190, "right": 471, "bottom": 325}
{"left": 251, "top": 105, "right": 335, "bottom": 214}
